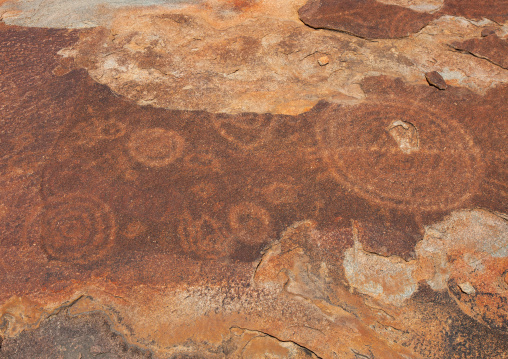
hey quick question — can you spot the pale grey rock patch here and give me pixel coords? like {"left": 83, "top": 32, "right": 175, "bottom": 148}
{"left": 0, "top": 0, "right": 199, "bottom": 28}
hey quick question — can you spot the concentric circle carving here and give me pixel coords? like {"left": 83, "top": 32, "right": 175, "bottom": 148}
{"left": 316, "top": 103, "right": 483, "bottom": 211}
{"left": 38, "top": 194, "right": 116, "bottom": 262}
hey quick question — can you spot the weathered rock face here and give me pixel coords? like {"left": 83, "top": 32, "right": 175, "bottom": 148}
{"left": 0, "top": 1, "right": 507, "bottom": 358}
{"left": 299, "top": 0, "right": 508, "bottom": 39}
{"left": 55, "top": 11, "right": 508, "bottom": 115}
{"left": 452, "top": 33, "right": 508, "bottom": 70}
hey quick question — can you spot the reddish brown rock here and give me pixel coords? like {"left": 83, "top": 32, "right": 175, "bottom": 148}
{"left": 299, "top": 0, "right": 508, "bottom": 39}
{"left": 61, "top": 9, "right": 508, "bottom": 115}
{"left": 441, "top": 0, "right": 508, "bottom": 24}
{"left": 1, "top": 22, "right": 508, "bottom": 359}
{"left": 298, "top": 0, "right": 437, "bottom": 39}
{"left": 425, "top": 70, "right": 448, "bottom": 89}
{"left": 452, "top": 34, "right": 508, "bottom": 70}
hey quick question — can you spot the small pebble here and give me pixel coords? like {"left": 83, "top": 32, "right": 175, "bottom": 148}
{"left": 458, "top": 282, "right": 476, "bottom": 295}
{"left": 425, "top": 71, "right": 448, "bottom": 90}
{"left": 318, "top": 56, "right": 329, "bottom": 66}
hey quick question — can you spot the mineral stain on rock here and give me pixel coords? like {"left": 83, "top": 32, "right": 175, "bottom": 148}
{"left": 1, "top": 0, "right": 508, "bottom": 357}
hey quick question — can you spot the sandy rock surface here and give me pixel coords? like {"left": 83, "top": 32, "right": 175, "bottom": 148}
{"left": 0, "top": 1, "right": 507, "bottom": 358}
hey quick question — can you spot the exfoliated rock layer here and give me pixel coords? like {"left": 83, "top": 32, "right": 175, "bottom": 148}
{"left": 1, "top": 0, "right": 508, "bottom": 358}
{"left": 299, "top": 0, "right": 508, "bottom": 39}
{"left": 452, "top": 33, "right": 508, "bottom": 70}
{"left": 3, "top": 0, "right": 508, "bottom": 114}
{"left": 298, "top": 0, "right": 437, "bottom": 39}
{"left": 57, "top": 11, "right": 508, "bottom": 115}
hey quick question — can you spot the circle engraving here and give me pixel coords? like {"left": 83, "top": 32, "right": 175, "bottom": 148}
{"left": 212, "top": 113, "right": 275, "bottom": 150}
{"left": 128, "top": 128, "right": 185, "bottom": 167}
{"left": 228, "top": 202, "right": 272, "bottom": 245}
{"left": 39, "top": 195, "right": 116, "bottom": 262}
{"left": 316, "top": 103, "right": 483, "bottom": 211}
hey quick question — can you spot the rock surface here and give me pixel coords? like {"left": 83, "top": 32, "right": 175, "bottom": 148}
{"left": 452, "top": 33, "right": 508, "bottom": 70}
{"left": 299, "top": 0, "right": 508, "bottom": 39}
{"left": 0, "top": 1, "right": 507, "bottom": 358}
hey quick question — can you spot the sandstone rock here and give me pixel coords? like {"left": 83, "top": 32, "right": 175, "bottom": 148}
{"left": 1, "top": 1, "right": 508, "bottom": 358}
{"left": 299, "top": 0, "right": 508, "bottom": 39}
{"left": 452, "top": 33, "right": 508, "bottom": 70}
{"left": 298, "top": 0, "right": 436, "bottom": 39}
{"left": 425, "top": 70, "right": 448, "bottom": 90}
{"left": 52, "top": 12, "right": 508, "bottom": 115}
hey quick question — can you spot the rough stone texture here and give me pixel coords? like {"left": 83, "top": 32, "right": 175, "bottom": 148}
{"left": 0, "top": 304, "right": 153, "bottom": 358}
{"left": 298, "top": 0, "right": 437, "bottom": 39}
{"left": 1, "top": 1, "right": 508, "bottom": 358}
{"left": 441, "top": 0, "right": 508, "bottom": 24}
{"left": 452, "top": 33, "right": 508, "bottom": 70}
{"left": 53, "top": 13, "right": 508, "bottom": 115}
{"left": 0, "top": 0, "right": 195, "bottom": 28}
{"left": 425, "top": 71, "right": 448, "bottom": 89}
{"left": 3, "top": 1, "right": 508, "bottom": 114}
{"left": 299, "top": 0, "right": 508, "bottom": 39}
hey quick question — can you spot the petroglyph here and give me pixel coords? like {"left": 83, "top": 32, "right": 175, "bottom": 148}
{"left": 228, "top": 202, "right": 273, "bottom": 245}
{"left": 128, "top": 128, "right": 185, "bottom": 167}
{"left": 2, "top": 22, "right": 508, "bottom": 359}
{"left": 68, "top": 118, "right": 127, "bottom": 147}
{"left": 316, "top": 103, "right": 483, "bottom": 211}
{"left": 212, "top": 112, "right": 276, "bottom": 150}
{"left": 178, "top": 212, "right": 232, "bottom": 259}
{"left": 299, "top": 0, "right": 437, "bottom": 39}
{"left": 299, "top": 0, "right": 507, "bottom": 39}
{"left": 27, "top": 194, "right": 117, "bottom": 262}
